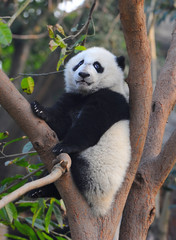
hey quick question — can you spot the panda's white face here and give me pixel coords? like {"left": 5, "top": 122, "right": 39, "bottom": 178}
{"left": 64, "top": 47, "right": 125, "bottom": 95}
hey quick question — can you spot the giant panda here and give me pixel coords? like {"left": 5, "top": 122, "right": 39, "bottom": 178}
{"left": 31, "top": 47, "right": 131, "bottom": 216}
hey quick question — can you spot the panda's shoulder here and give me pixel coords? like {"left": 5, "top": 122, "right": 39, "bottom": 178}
{"left": 91, "top": 89, "right": 128, "bottom": 105}
{"left": 89, "top": 89, "right": 129, "bottom": 119}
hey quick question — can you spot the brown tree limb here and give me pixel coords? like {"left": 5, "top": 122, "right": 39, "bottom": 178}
{"left": 116, "top": 0, "right": 153, "bottom": 239}
{"left": 152, "top": 129, "right": 176, "bottom": 191}
{"left": 119, "top": 18, "right": 176, "bottom": 240}
{"left": 143, "top": 24, "right": 176, "bottom": 159}
{"left": 119, "top": 0, "right": 152, "bottom": 171}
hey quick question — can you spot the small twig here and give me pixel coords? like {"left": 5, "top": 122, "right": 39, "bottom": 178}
{"left": 63, "top": 0, "right": 97, "bottom": 42}
{"left": 0, "top": 165, "right": 45, "bottom": 195}
{"left": 8, "top": 0, "right": 32, "bottom": 27}
{"left": 0, "top": 150, "right": 37, "bottom": 160}
{"left": 0, "top": 16, "right": 11, "bottom": 19}
{"left": 0, "top": 153, "right": 72, "bottom": 209}
{"left": 82, "top": 0, "right": 97, "bottom": 45}
{"left": 12, "top": 32, "right": 48, "bottom": 40}
{"left": 18, "top": 70, "right": 64, "bottom": 77}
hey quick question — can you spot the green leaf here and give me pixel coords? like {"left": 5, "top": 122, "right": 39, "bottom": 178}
{"left": 32, "top": 207, "right": 42, "bottom": 227}
{"left": 72, "top": 35, "right": 86, "bottom": 48}
{"left": 0, "top": 203, "right": 17, "bottom": 224}
{"left": 55, "top": 35, "right": 67, "bottom": 49}
{"left": 1, "top": 174, "right": 23, "bottom": 186}
{"left": 5, "top": 202, "right": 18, "bottom": 221}
{"left": 36, "top": 231, "right": 45, "bottom": 240}
{"left": 3, "top": 136, "right": 27, "bottom": 148}
{"left": 0, "top": 21, "right": 12, "bottom": 46}
{"left": 41, "top": 232, "right": 53, "bottom": 240}
{"left": 55, "top": 24, "right": 66, "bottom": 36}
{"left": 47, "top": 25, "right": 55, "bottom": 38}
{"left": 45, "top": 201, "right": 54, "bottom": 233}
{"left": 49, "top": 35, "right": 67, "bottom": 52}
{"left": 53, "top": 204, "right": 63, "bottom": 227}
{"left": 49, "top": 40, "right": 59, "bottom": 52}
{"left": 21, "top": 77, "right": 34, "bottom": 95}
{"left": 4, "top": 234, "right": 27, "bottom": 240}
{"left": 16, "top": 201, "right": 38, "bottom": 209}
{"left": 56, "top": 237, "right": 67, "bottom": 240}
{"left": 0, "top": 207, "right": 10, "bottom": 223}
{"left": 15, "top": 158, "right": 29, "bottom": 167}
{"left": 74, "top": 45, "right": 86, "bottom": 53}
{"left": 14, "top": 220, "right": 38, "bottom": 240}
{"left": 0, "top": 131, "right": 9, "bottom": 140}
{"left": 56, "top": 54, "right": 68, "bottom": 71}
{"left": 9, "top": 179, "right": 27, "bottom": 193}
{"left": 25, "top": 217, "right": 45, "bottom": 231}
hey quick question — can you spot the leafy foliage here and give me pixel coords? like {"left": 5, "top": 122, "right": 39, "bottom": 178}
{"left": 47, "top": 23, "right": 87, "bottom": 71}
{"left": 21, "top": 77, "right": 35, "bottom": 94}
{"left": 0, "top": 136, "right": 69, "bottom": 239}
{"left": 0, "top": 131, "right": 9, "bottom": 140}
{"left": 0, "top": 20, "right": 12, "bottom": 47}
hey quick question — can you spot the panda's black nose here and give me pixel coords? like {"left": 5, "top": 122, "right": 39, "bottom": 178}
{"left": 78, "top": 72, "right": 90, "bottom": 79}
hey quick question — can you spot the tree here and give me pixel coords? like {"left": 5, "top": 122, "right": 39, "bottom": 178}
{"left": 0, "top": 0, "right": 176, "bottom": 239}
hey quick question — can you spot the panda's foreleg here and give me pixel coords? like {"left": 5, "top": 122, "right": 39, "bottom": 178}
{"left": 52, "top": 100, "right": 111, "bottom": 156}
{"left": 31, "top": 101, "right": 50, "bottom": 121}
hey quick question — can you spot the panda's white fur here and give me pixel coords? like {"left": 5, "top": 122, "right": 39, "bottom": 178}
{"left": 64, "top": 47, "right": 126, "bottom": 96}
{"left": 81, "top": 121, "right": 131, "bottom": 216}
{"left": 64, "top": 47, "right": 131, "bottom": 216}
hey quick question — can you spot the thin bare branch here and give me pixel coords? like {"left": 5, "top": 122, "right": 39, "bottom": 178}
{"left": 12, "top": 32, "right": 48, "bottom": 40}
{"left": 63, "top": 0, "right": 96, "bottom": 42}
{"left": 8, "top": 0, "right": 32, "bottom": 27}
{"left": 0, "top": 151, "right": 37, "bottom": 160}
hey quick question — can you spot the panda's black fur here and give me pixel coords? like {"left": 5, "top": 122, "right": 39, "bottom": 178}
{"left": 31, "top": 47, "right": 131, "bottom": 216}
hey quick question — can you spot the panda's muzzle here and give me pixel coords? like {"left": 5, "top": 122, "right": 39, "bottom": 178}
{"left": 79, "top": 72, "right": 90, "bottom": 78}
{"left": 76, "top": 72, "right": 93, "bottom": 86}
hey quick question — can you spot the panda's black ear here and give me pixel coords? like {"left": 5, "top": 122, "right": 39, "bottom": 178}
{"left": 116, "top": 56, "right": 125, "bottom": 71}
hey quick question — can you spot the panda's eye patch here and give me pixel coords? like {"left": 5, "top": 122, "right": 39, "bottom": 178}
{"left": 93, "top": 61, "right": 104, "bottom": 73}
{"left": 73, "top": 60, "right": 84, "bottom": 71}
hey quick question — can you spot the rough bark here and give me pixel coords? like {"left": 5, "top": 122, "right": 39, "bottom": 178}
{"left": 118, "top": 1, "right": 153, "bottom": 237}
{"left": 120, "top": 17, "right": 176, "bottom": 240}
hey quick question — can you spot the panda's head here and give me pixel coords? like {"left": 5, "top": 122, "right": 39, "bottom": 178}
{"left": 64, "top": 47, "right": 125, "bottom": 95}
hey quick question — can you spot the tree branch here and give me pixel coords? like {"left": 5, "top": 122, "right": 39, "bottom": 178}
{"left": 0, "top": 155, "right": 71, "bottom": 209}
{"left": 119, "top": 18, "right": 176, "bottom": 240}
{"left": 12, "top": 32, "right": 48, "bottom": 40}
{"left": 119, "top": 0, "right": 152, "bottom": 171}
{"left": 143, "top": 23, "right": 176, "bottom": 159}
{"left": 153, "top": 129, "right": 176, "bottom": 190}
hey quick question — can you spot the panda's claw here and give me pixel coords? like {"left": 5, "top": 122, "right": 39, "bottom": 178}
{"left": 31, "top": 101, "right": 48, "bottom": 121}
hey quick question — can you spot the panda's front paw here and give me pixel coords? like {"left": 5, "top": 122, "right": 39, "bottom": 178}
{"left": 52, "top": 143, "right": 78, "bottom": 155}
{"left": 52, "top": 143, "right": 65, "bottom": 155}
{"left": 52, "top": 143, "right": 73, "bottom": 155}
{"left": 31, "top": 101, "right": 48, "bottom": 121}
